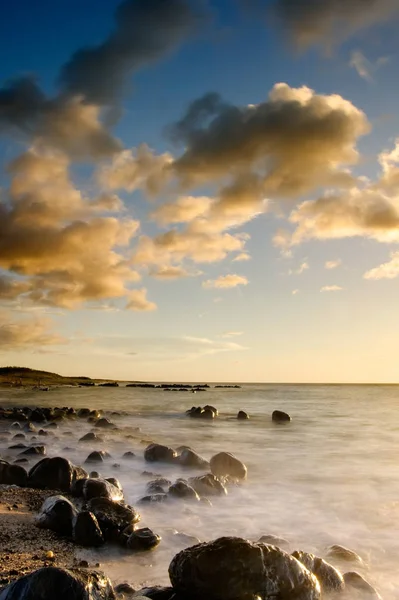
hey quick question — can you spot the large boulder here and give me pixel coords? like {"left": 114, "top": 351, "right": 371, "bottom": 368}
{"left": 292, "top": 551, "right": 345, "bottom": 593}
{"left": 178, "top": 449, "right": 209, "bottom": 469}
{"left": 82, "top": 478, "right": 123, "bottom": 502}
{"left": 168, "top": 481, "right": 200, "bottom": 501}
{"left": 272, "top": 410, "right": 291, "bottom": 423}
{"left": 169, "top": 537, "right": 320, "bottom": 600}
{"left": 86, "top": 497, "right": 140, "bottom": 541}
{"left": 35, "top": 495, "right": 78, "bottom": 536}
{"left": 0, "top": 460, "right": 27, "bottom": 486}
{"left": 326, "top": 544, "right": 363, "bottom": 564}
{"left": 72, "top": 511, "right": 104, "bottom": 547}
{"left": 144, "top": 443, "right": 177, "bottom": 463}
{"left": 343, "top": 572, "right": 381, "bottom": 599}
{"left": 189, "top": 473, "right": 227, "bottom": 497}
{"left": 209, "top": 452, "right": 247, "bottom": 480}
{"left": 85, "top": 451, "right": 110, "bottom": 464}
{"left": 28, "top": 457, "right": 87, "bottom": 492}
{"left": 0, "top": 566, "right": 116, "bottom": 600}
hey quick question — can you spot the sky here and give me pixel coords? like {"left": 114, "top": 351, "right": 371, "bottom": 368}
{"left": 1, "top": 0, "right": 399, "bottom": 383}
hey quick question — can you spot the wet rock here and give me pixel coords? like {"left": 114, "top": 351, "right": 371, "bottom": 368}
{"left": 38, "top": 429, "right": 49, "bottom": 437}
{"left": 144, "top": 443, "right": 177, "bottom": 463}
{"left": 114, "top": 583, "right": 136, "bottom": 596}
{"left": 326, "top": 545, "right": 363, "bottom": 563}
{"left": 210, "top": 452, "right": 247, "bottom": 480}
{"left": 139, "top": 494, "right": 169, "bottom": 504}
{"left": 202, "top": 408, "right": 215, "bottom": 419}
{"left": 237, "top": 410, "right": 249, "bottom": 420}
{"left": 169, "top": 537, "right": 320, "bottom": 600}
{"left": 79, "top": 432, "right": 101, "bottom": 442}
{"left": 86, "top": 497, "right": 140, "bottom": 540}
{"left": 179, "top": 448, "right": 209, "bottom": 469}
{"left": 73, "top": 511, "right": 104, "bottom": 547}
{"left": 28, "top": 457, "right": 87, "bottom": 492}
{"left": 122, "top": 451, "right": 135, "bottom": 459}
{"left": 8, "top": 443, "right": 27, "bottom": 449}
{"left": 23, "top": 422, "right": 37, "bottom": 433}
{"left": 29, "top": 408, "right": 46, "bottom": 423}
{"left": 90, "top": 471, "right": 100, "bottom": 478}
{"left": 188, "top": 473, "right": 227, "bottom": 497}
{"left": 147, "top": 480, "right": 167, "bottom": 494}
{"left": 12, "top": 433, "right": 25, "bottom": 440}
{"left": 106, "top": 477, "right": 123, "bottom": 493}
{"left": 257, "top": 534, "right": 289, "bottom": 547}
{"left": 10, "top": 422, "right": 21, "bottom": 430}
{"left": 95, "top": 418, "right": 115, "bottom": 429}
{"left": 135, "top": 587, "right": 175, "bottom": 600}
{"left": 78, "top": 408, "right": 91, "bottom": 418}
{"left": 20, "top": 445, "right": 46, "bottom": 456}
{"left": 292, "top": 550, "right": 345, "bottom": 593}
{"left": 126, "top": 527, "right": 161, "bottom": 551}
{"left": 85, "top": 450, "right": 111, "bottom": 464}
{"left": 343, "top": 572, "right": 381, "bottom": 599}
{"left": 169, "top": 481, "right": 200, "bottom": 501}
{"left": 204, "top": 405, "right": 218, "bottom": 416}
{"left": 0, "top": 566, "right": 116, "bottom": 600}
{"left": 36, "top": 495, "right": 78, "bottom": 536}
{"left": 272, "top": 410, "right": 291, "bottom": 422}
{"left": 83, "top": 478, "right": 123, "bottom": 502}
{"left": 0, "top": 460, "right": 27, "bottom": 486}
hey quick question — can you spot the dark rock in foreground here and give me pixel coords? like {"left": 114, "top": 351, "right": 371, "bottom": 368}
{"left": 0, "top": 566, "right": 116, "bottom": 600}
{"left": 0, "top": 460, "right": 27, "bottom": 486}
{"left": 125, "top": 527, "right": 161, "bottom": 551}
{"left": 82, "top": 478, "right": 123, "bottom": 502}
{"left": 210, "top": 452, "right": 247, "bottom": 480}
{"left": 292, "top": 550, "right": 345, "bottom": 593}
{"left": 28, "top": 457, "right": 87, "bottom": 492}
{"left": 36, "top": 495, "right": 78, "bottom": 536}
{"left": 73, "top": 510, "right": 105, "bottom": 547}
{"left": 86, "top": 497, "right": 140, "bottom": 540}
{"left": 272, "top": 410, "right": 291, "bottom": 422}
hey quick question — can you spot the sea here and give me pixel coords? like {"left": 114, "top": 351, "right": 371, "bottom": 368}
{"left": 1, "top": 383, "right": 398, "bottom": 598}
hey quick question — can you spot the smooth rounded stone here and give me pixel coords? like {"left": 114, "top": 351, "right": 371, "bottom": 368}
{"left": 326, "top": 545, "right": 363, "bottom": 564}
{"left": 123, "top": 451, "right": 136, "bottom": 459}
{"left": 210, "top": 452, "right": 247, "bottom": 480}
{"left": 201, "top": 408, "right": 215, "bottom": 420}
{"left": 28, "top": 457, "right": 88, "bottom": 492}
{"left": 79, "top": 432, "right": 102, "bottom": 442}
{"left": 168, "top": 481, "right": 200, "bottom": 501}
{"left": 292, "top": 550, "right": 345, "bottom": 593}
{"left": 126, "top": 527, "right": 161, "bottom": 551}
{"left": 189, "top": 473, "right": 227, "bottom": 497}
{"left": 83, "top": 478, "right": 124, "bottom": 502}
{"left": 144, "top": 443, "right": 177, "bottom": 463}
{"left": 178, "top": 448, "right": 209, "bottom": 469}
{"left": 147, "top": 481, "right": 167, "bottom": 494}
{"left": 237, "top": 410, "right": 249, "bottom": 420}
{"left": 73, "top": 510, "right": 105, "bottom": 547}
{"left": 8, "top": 443, "right": 27, "bottom": 449}
{"left": 10, "top": 422, "right": 21, "bottom": 430}
{"left": 134, "top": 587, "right": 175, "bottom": 600}
{"left": 86, "top": 497, "right": 140, "bottom": 540}
{"left": 78, "top": 408, "right": 91, "bottom": 418}
{"left": 23, "top": 422, "right": 37, "bottom": 433}
{"left": 90, "top": 471, "right": 100, "bottom": 478}
{"left": 13, "top": 433, "right": 26, "bottom": 440}
{"left": 272, "top": 410, "right": 291, "bottom": 422}
{"left": 343, "top": 572, "right": 381, "bottom": 599}
{"left": 36, "top": 495, "right": 78, "bottom": 536}
{"left": 106, "top": 477, "right": 123, "bottom": 493}
{"left": 20, "top": 445, "right": 46, "bottom": 456}
{"left": 257, "top": 534, "right": 289, "bottom": 548}
{"left": 85, "top": 450, "right": 111, "bottom": 464}
{"left": 204, "top": 405, "right": 218, "bottom": 416}
{"left": 114, "top": 582, "right": 136, "bottom": 596}
{"left": 169, "top": 537, "right": 321, "bottom": 600}
{"left": 0, "top": 566, "right": 116, "bottom": 600}
{"left": 0, "top": 460, "right": 28, "bottom": 486}
{"left": 139, "top": 494, "right": 169, "bottom": 504}
{"left": 95, "top": 418, "right": 116, "bottom": 429}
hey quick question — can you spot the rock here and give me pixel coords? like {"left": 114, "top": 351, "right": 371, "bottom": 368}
{"left": 8, "top": 443, "right": 27, "bottom": 449}
{"left": 122, "top": 451, "right": 135, "bottom": 459}
{"left": 210, "top": 452, "right": 247, "bottom": 480}
{"left": 237, "top": 410, "right": 249, "bottom": 420}
{"left": 170, "top": 532, "right": 201, "bottom": 548}
{"left": 38, "top": 429, "right": 49, "bottom": 437}
{"left": 20, "top": 445, "right": 46, "bottom": 456}
{"left": 85, "top": 451, "right": 111, "bottom": 464}
{"left": 83, "top": 478, "right": 124, "bottom": 502}
{"left": 29, "top": 408, "right": 46, "bottom": 423}
{"left": 135, "top": 587, "right": 175, "bottom": 600}
{"left": 114, "top": 583, "right": 136, "bottom": 596}
{"left": 90, "top": 471, "right": 100, "bottom": 478}
{"left": 0, "top": 460, "right": 27, "bottom": 486}
{"left": 144, "top": 443, "right": 177, "bottom": 463}
{"left": 139, "top": 494, "right": 169, "bottom": 504}
{"left": 79, "top": 432, "right": 101, "bottom": 442}
{"left": 343, "top": 572, "right": 381, "bottom": 599}
{"left": 36, "top": 495, "right": 78, "bottom": 536}
{"left": 28, "top": 457, "right": 87, "bottom": 492}
{"left": 204, "top": 405, "right": 218, "bottom": 416}
{"left": 147, "top": 481, "right": 167, "bottom": 494}
{"left": 202, "top": 408, "right": 215, "bottom": 419}
{"left": 179, "top": 449, "right": 209, "bottom": 469}
{"left": 188, "top": 473, "right": 227, "bottom": 497}
{"left": 95, "top": 418, "right": 115, "bottom": 429}
{"left": 292, "top": 551, "right": 345, "bottom": 593}
{"left": 126, "top": 527, "right": 161, "bottom": 551}
{"left": 257, "top": 534, "right": 289, "bottom": 547}
{"left": 13, "top": 433, "right": 25, "bottom": 439}
{"left": 23, "top": 422, "right": 37, "bottom": 433}
{"left": 169, "top": 537, "right": 320, "bottom": 600}
{"left": 14, "top": 458, "right": 28, "bottom": 464}
{"left": 272, "top": 410, "right": 291, "bottom": 422}
{"left": 0, "top": 566, "right": 116, "bottom": 600}
{"left": 86, "top": 498, "right": 140, "bottom": 542}
{"left": 73, "top": 511, "right": 104, "bottom": 547}
{"left": 78, "top": 408, "right": 91, "bottom": 418}
{"left": 326, "top": 544, "right": 363, "bottom": 563}
{"left": 168, "top": 481, "right": 200, "bottom": 501}
{"left": 10, "top": 422, "right": 21, "bottom": 430}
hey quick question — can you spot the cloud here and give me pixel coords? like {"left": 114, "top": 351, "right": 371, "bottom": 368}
{"left": 171, "top": 83, "right": 369, "bottom": 199}
{"left": 60, "top": 0, "right": 208, "bottom": 105}
{"left": 289, "top": 261, "right": 309, "bottom": 275}
{"left": 150, "top": 196, "right": 212, "bottom": 225}
{"left": 272, "top": 0, "right": 399, "bottom": 49}
{"left": 233, "top": 253, "right": 251, "bottom": 262}
{"left": 126, "top": 288, "right": 157, "bottom": 311}
{"left": 202, "top": 274, "right": 249, "bottom": 289}
{"left": 0, "top": 313, "right": 65, "bottom": 350}
{"left": 350, "top": 50, "right": 389, "bottom": 82}
{"left": 364, "top": 251, "right": 399, "bottom": 280}
{"left": 325, "top": 259, "right": 342, "bottom": 269}
{"left": 149, "top": 265, "right": 201, "bottom": 279}
{"left": 320, "top": 285, "right": 343, "bottom": 292}
{"left": 221, "top": 331, "right": 244, "bottom": 338}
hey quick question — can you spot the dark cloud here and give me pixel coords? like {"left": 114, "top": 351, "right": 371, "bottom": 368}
{"left": 60, "top": 0, "right": 208, "bottom": 105}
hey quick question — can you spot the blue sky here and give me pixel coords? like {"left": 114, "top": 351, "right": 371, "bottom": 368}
{"left": 1, "top": 0, "right": 399, "bottom": 382}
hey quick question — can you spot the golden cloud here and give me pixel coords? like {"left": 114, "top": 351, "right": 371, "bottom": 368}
{"left": 202, "top": 274, "right": 249, "bottom": 289}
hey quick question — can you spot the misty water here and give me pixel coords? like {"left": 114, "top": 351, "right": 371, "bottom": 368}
{"left": 1, "top": 384, "right": 398, "bottom": 598}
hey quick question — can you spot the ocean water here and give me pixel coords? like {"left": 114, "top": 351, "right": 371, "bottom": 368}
{"left": 1, "top": 383, "right": 399, "bottom": 598}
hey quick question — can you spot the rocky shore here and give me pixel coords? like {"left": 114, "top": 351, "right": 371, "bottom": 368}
{"left": 0, "top": 404, "right": 382, "bottom": 599}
